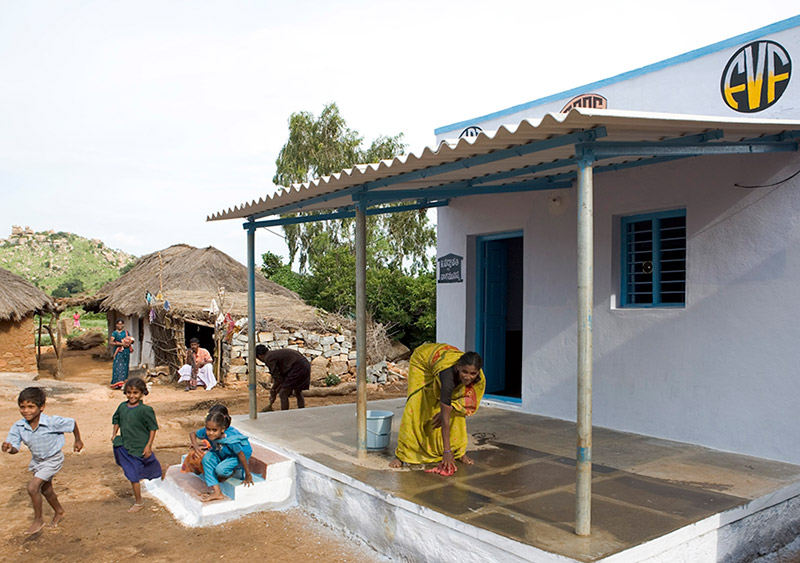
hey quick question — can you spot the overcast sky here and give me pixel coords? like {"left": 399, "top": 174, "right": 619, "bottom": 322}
{"left": 1, "top": 1, "right": 798, "bottom": 266}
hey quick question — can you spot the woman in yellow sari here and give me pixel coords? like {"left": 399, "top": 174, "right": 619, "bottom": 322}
{"left": 389, "top": 343, "right": 485, "bottom": 474}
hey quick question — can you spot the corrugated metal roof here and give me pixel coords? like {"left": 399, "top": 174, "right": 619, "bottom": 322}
{"left": 208, "top": 108, "right": 800, "bottom": 222}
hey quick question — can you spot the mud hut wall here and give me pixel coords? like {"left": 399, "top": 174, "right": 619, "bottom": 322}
{"left": 0, "top": 315, "right": 38, "bottom": 373}
{"left": 106, "top": 312, "right": 148, "bottom": 367}
{"left": 140, "top": 318, "right": 155, "bottom": 368}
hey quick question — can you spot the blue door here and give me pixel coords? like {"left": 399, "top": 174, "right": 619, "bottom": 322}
{"left": 481, "top": 239, "right": 508, "bottom": 394}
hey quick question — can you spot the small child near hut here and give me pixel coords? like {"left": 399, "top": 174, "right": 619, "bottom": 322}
{"left": 189, "top": 404, "right": 253, "bottom": 502}
{"left": 2, "top": 387, "right": 83, "bottom": 535}
{"left": 113, "top": 335, "right": 135, "bottom": 359}
{"left": 111, "top": 377, "right": 162, "bottom": 513}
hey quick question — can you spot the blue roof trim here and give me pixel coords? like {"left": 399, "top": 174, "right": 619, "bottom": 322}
{"left": 435, "top": 14, "right": 800, "bottom": 136}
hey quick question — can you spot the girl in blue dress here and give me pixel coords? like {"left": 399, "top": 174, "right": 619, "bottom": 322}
{"left": 110, "top": 319, "right": 132, "bottom": 389}
{"left": 189, "top": 404, "right": 253, "bottom": 502}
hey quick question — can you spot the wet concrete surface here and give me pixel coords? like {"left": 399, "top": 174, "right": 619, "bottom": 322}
{"left": 235, "top": 398, "right": 800, "bottom": 562}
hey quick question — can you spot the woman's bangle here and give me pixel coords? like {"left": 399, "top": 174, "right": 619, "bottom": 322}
{"left": 443, "top": 449, "right": 452, "bottom": 454}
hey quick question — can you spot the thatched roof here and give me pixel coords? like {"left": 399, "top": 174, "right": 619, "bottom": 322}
{"left": 162, "top": 290, "right": 339, "bottom": 331}
{"left": 0, "top": 268, "right": 54, "bottom": 321}
{"left": 91, "top": 244, "right": 300, "bottom": 316}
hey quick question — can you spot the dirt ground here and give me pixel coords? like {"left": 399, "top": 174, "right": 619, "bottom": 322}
{"left": 0, "top": 347, "right": 406, "bottom": 562}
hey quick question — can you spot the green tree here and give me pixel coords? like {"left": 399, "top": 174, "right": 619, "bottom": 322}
{"left": 260, "top": 251, "right": 284, "bottom": 278}
{"left": 288, "top": 245, "right": 436, "bottom": 348}
{"left": 272, "top": 103, "right": 438, "bottom": 347}
{"left": 260, "top": 251, "right": 304, "bottom": 294}
{"left": 273, "top": 102, "right": 435, "bottom": 275}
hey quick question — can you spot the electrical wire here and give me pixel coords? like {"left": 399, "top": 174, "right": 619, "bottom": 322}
{"left": 734, "top": 168, "right": 800, "bottom": 188}
{"left": 263, "top": 227, "right": 285, "bottom": 239}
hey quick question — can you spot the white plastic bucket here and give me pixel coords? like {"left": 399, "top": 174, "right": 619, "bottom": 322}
{"left": 366, "top": 410, "right": 394, "bottom": 450}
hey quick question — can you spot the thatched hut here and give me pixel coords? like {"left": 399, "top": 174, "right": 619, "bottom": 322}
{"left": 86, "top": 244, "right": 335, "bottom": 376}
{"left": 0, "top": 267, "right": 54, "bottom": 373}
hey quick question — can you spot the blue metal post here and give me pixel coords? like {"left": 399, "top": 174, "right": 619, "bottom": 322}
{"left": 246, "top": 222, "right": 257, "bottom": 419}
{"left": 576, "top": 152, "right": 594, "bottom": 535}
{"left": 355, "top": 201, "right": 367, "bottom": 457}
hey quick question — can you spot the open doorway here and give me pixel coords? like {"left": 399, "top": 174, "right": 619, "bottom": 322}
{"left": 476, "top": 232, "right": 523, "bottom": 401}
{"left": 184, "top": 322, "right": 216, "bottom": 358}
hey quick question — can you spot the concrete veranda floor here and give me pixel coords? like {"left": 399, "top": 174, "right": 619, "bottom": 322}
{"left": 234, "top": 398, "right": 800, "bottom": 562}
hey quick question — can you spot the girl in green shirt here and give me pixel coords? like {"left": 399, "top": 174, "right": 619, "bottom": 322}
{"left": 111, "top": 378, "right": 162, "bottom": 513}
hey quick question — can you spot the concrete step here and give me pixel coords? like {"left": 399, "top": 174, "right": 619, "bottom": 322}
{"left": 144, "top": 442, "right": 296, "bottom": 527}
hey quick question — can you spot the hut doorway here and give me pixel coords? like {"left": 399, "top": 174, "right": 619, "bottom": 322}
{"left": 184, "top": 322, "right": 215, "bottom": 358}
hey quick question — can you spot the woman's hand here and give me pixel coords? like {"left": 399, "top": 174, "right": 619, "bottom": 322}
{"left": 243, "top": 472, "right": 253, "bottom": 487}
{"left": 437, "top": 451, "right": 457, "bottom": 475}
{"left": 430, "top": 411, "right": 442, "bottom": 428}
{"left": 142, "top": 445, "right": 153, "bottom": 459}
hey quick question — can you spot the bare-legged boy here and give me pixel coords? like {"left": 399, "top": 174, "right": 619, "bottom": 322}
{"left": 2, "top": 387, "right": 83, "bottom": 535}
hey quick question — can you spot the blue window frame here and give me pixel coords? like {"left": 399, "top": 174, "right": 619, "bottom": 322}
{"left": 620, "top": 209, "right": 686, "bottom": 307}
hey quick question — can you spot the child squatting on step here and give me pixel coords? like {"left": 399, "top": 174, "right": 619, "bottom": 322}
{"left": 190, "top": 404, "right": 253, "bottom": 502}
{"left": 111, "top": 377, "right": 162, "bottom": 512}
{"left": 2, "top": 386, "right": 83, "bottom": 535}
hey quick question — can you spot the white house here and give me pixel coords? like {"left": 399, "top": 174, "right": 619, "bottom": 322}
{"left": 433, "top": 15, "right": 800, "bottom": 465}
{"left": 210, "top": 15, "right": 800, "bottom": 470}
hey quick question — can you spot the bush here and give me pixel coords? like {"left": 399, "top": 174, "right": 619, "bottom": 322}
{"left": 52, "top": 278, "right": 85, "bottom": 297}
{"left": 324, "top": 374, "right": 341, "bottom": 387}
{"left": 119, "top": 261, "right": 136, "bottom": 275}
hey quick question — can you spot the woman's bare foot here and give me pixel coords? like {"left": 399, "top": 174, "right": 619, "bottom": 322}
{"left": 24, "top": 519, "right": 45, "bottom": 535}
{"left": 388, "top": 458, "right": 404, "bottom": 468}
{"left": 49, "top": 510, "right": 65, "bottom": 527}
{"left": 127, "top": 502, "right": 144, "bottom": 513}
{"left": 457, "top": 454, "right": 474, "bottom": 465}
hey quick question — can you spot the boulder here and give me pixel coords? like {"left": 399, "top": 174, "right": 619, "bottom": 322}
{"left": 310, "top": 355, "right": 329, "bottom": 385}
{"left": 329, "top": 359, "right": 349, "bottom": 376}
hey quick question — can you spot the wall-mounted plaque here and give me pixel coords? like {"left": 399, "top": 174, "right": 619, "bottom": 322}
{"left": 437, "top": 253, "right": 463, "bottom": 284}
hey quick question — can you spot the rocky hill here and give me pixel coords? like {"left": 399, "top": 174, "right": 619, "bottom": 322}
{"left": 0, "top": 225, "right": 136, "bottom": 296}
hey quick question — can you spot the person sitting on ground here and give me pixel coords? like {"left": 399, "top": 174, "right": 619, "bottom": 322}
{"left": 177, "top": 338, "right": 217, "bottom": 391}
{"left": 3, "top": 386, "right": 83, "bottom": 535}
{"left": 189, "top": 404, "right": 253, "bottom": 502}
{"left": 389, "top": 343, "right": 485, "bottom": 476}
{"left": 255, "top": 344, "right": 311, "bottom": 411}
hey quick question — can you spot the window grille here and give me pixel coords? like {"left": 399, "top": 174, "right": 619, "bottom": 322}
{"left": 621, "top": 209, "right": 686, "bottom": 307}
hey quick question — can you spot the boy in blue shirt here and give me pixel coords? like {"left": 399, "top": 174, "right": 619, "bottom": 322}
{"left": 2, "top": 387, "right": 83, "bottom": 535}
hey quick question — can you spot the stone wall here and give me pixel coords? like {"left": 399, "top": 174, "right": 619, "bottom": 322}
{"left": 0, "top": 315, "right": 38, "bottom": 373}
{"left": 226, "top": 328, "right": 357, "bottom": 385}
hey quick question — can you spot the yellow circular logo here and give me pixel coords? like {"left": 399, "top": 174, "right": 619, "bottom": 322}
{"left": 721, "top": 40, "right": 792, "bottom": 113}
